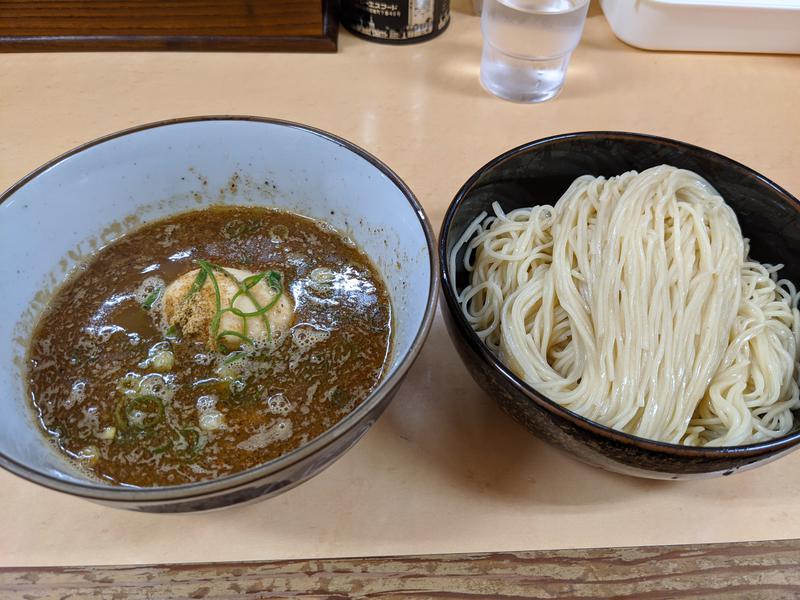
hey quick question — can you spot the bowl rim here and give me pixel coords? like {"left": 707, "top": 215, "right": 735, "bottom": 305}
{"left": 0, "top": 115, "right": 439, "bottom": 502}
{"left": 439, "top": 130, "right": 800, "bottom": 459}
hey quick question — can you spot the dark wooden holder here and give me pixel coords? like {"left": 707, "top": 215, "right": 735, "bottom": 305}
{"left": 0, "top": 0, "right": 338, "bottom": 52}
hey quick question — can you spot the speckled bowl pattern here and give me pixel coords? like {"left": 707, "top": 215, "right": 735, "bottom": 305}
{"left": 440, "top": 132, "right": 800, "bottom": 480}
{"left": 0, "top": 117, "right": 438, "bottom": 511}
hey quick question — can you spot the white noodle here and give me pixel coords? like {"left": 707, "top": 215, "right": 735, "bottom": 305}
{"left": 454, "top": 165, "right": 800, "bottom": 446}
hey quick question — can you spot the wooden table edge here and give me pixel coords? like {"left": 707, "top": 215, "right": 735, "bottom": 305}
{"left": 3, "top": 538, "right": 800, "bottom": 598}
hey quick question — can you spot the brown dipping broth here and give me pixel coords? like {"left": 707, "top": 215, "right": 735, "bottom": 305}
{"left": 27, "top": 207, "right": 393, "bottom": 487}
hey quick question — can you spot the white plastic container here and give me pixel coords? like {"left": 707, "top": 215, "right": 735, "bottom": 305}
{"left": 600, "top": 0, "right": 800, "bottom": 54}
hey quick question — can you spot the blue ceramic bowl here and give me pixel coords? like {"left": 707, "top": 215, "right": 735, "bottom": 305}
{"left": 0, "top": 117, "right": 438, "bottom": 511}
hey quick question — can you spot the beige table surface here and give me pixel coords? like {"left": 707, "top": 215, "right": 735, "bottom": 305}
{"left": 2, "top": 1, "right": 800, "bottom": 568}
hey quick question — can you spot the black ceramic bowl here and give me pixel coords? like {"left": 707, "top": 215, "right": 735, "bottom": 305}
{"left": 439, "top": 131, "right": 800, "bottom": 480}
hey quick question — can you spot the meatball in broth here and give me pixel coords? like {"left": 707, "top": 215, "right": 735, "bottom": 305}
{"left": 163, "top": 266, "right": 295, "bottom": 350}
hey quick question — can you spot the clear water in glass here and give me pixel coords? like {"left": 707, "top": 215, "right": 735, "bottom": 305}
{"left": 480, "top": 0, "right": 589, "bottom": 103}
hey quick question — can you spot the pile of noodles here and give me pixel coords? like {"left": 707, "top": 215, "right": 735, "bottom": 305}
{"left": 453, "top": 165, "right": 800, "bottom": 446}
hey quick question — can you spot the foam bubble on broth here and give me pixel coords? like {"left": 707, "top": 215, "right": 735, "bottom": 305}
{"left": 64, "top": 380, "right": 87, "bottom": 409}
{"left": 237, "top": 418, "right": 294, "bottom": 451}
{"left": 267, "top": 393, "right": 293, "bottom": 416}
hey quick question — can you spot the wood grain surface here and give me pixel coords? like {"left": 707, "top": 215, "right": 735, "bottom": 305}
{"left": 0, "top": 0, "right": 337, "bottom": 52}
{"left": 2, "top": 539, "right": 799, "bottom": 599}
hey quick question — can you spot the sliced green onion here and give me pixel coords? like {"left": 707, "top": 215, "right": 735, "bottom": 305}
{"left": 142, "top": 287, "right": 162, "bottom": 311}
{"left": 153, "top": 442, "right": 171, "bottom": 455}
{"left": 124, "top": 395, "right": 165, "bottom": 429}
{"left": 176, "top": 427, "right": 205, "bottom": 457}
{"left": 216, "top": 330, "right": 254, "bottom": 345}
{"left": 331, "top": 388, "right": 351, "bottom": 409}
{"left": 185, "top": 260, "right": 285, "bottom": 349}
{"left": 263, "top": 288, "right": 282, "bottom": 312}
{"left": 113, "top": 398, "right": 127, "bottom": 430}
{"left": 215, "top": 265, "right": 270, "bottom": 338}
{"left": 268, "top": 271, "right": 282, "bottom": 290}
{"left": 242, "top": 272, "right": 267, "bottom": 290}
{"left": 226, "top": 300, "right": 278, "bottom": 319}
{"left": 222, "top": 351, "right": 247, "bottom": 365}
{"left": 186, "top": 268, "right": 208, "bottom": 299}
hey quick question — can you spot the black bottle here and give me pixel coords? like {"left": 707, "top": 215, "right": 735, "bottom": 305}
{"left": 341, "top": 0, "right": 450, "bottom": 43}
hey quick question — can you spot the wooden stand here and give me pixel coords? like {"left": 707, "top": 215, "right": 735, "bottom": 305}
{"left": 0, "top": 0, "right": 338, "bottom": 52}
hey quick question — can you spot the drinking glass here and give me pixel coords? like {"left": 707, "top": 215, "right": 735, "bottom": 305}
{"left": 480, "top": 0, "right": 590, "bottom": 103}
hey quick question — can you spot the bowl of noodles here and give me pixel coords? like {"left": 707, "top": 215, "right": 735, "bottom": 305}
{"left": 439, "top": 131, "right": 800, "bottom": 479}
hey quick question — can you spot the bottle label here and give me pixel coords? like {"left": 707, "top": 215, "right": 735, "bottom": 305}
{"left": 343, "top": 0, "right": 451, "bottom": 41}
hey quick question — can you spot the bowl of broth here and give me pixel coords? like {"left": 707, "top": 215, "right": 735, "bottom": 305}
{"left": 0, "top": 116, "right": 437, "bottom": 511}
